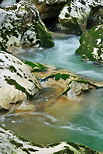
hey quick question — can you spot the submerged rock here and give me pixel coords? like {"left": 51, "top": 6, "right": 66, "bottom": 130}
{"left": 59, "top": 0, "right": 103, "bottom": 35}
{"left": 27, "top": 0, "right": 67, "bottom": 19}
{"left": 76, "top": 24, "right": 103, "bottom": 63}
{"left": 0, "top": 51, "right": 41, "bottom": 110}
{"left": 0, "top": 1, "right": 54, "bottom": 53}
{"left": 0, "top": 126, "right": 99, "bottom": 153}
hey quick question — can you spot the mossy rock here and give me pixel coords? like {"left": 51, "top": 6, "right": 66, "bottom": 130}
{"left": 0, "top": 1, "right": 54, "bottom": 53}
{"left": 0, "top": 51, "right": 41, "bottom": 110}
{"left": 58, "top": 0, "right": 103, "bottom": 35}
{"left": 76, "top": 24, "right": 103, "bottom": 63}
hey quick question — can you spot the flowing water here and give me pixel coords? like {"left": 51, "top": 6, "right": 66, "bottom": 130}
{"left": 1, "top": 35, "right": 103, "bottom": 152}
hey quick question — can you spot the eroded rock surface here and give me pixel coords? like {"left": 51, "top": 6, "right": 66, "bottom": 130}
{"left": 0, "top": 1, "right": 54, "bottom": 53}
{"left": 0, "top": 51, "right": 41, "bottom": 110}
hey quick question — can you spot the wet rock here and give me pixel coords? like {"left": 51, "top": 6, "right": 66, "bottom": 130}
{"left": 0, "top": 51, "right": 41, "bottom": 110}
{"left": 59, "top": 0, "right": 103, "bottom": 35}
{"left": 14, "top": 100, "right": 36, "bottom": 113}
{"left": 27, "top": 0, "right": 67, "bottom": 20}
{"left": 0, "top": 126, "right": 99, "bottom": 154}
{"left": 67, "top": 81, "right": 90, "bottom": 98}
{"left": 0, "top": 1, "right": 54, "bottom": 53}
{"left": 76, "top": 24, "right": 103, "bottom": 63}
{"left": 30, "top": 63, "right": 97, "bottom": 99}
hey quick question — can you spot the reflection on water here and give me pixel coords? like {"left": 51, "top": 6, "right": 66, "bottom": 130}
{"left": 0, "top": 89, "right": 103, "bottom": 151}
{"left": 15, "top": 35, "right": 103, "bottom": 81}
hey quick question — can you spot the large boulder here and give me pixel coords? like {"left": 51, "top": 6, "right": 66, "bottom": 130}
{"left": 27, "top": 0, "right": 67, "bottom": 20}
{"left": 59, "top": 0, "right": 103, "bottom": 35}
{"left": 76, "top": 25, "right": 103, "bottom": 63}
{"left": 0, "top": 1, "right": 54, "bottom": 53}
{"left": 0, "top": 0, "right": 19, "bottom": 6}
{"left": 0, "top": 126, "right": 99, "bottom": 154}
{"left": 0, "top": 51, "right": 41, "bottom": 110}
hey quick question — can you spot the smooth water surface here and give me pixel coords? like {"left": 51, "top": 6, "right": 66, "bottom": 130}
{"left": 0, "top": 89, "right": 103, "bottom": 151}
{"left": 15, "top": 35, "right": 103, "bottom": 81}
{"left": 2, "top": 35, "right": 103, "bottom": 152}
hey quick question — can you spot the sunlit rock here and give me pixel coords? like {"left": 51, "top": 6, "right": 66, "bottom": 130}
{"left": 25, "top": 62, "right": 97, "bottom": 99}
{"left": 0, "top": 51, "right": 41, "bottom": 110}
{"left": 0, "top": 126, "right": 99, "bottom": 153}
{"left": 76, "top": 24, "right": 103, "bottom": 63}
{"left": 0, "top": 1, "right": 54, "bottom": 53}
{"left": 59, "top": 0, "right": 103, "bottom": 35}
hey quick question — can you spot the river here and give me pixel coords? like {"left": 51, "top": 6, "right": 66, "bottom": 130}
{"left": 1, "top": 35, "right": 103, "bottom": 152}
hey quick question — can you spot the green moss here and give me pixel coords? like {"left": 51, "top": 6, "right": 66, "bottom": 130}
{"left": 53, "top": 146, "right": 74, "bottom": 154}
{"left": 60, "top": 16, "right": 82, "bottom": 35}
{"left": 23, "top": 60, "right": 47, "bottom": 72}
{"left": 47, "top": 143, "right": 60, "bottom": 147}
{"left": 22, "top": 148, "right": 38, "bottom": 153}
{"left": 22, "top": 148, "right": 31, "bottom": 154}
{"left": 10, "top": 139, "right": 23, "bottom": 148}
{"left": 28, "top": 148, "right": 38, "bottom": 152}
{"left": 35, "top": 21, "right": 54, "bottom": 48}
{"left": 9, "top": 66, "right": 17, "bottom": 73}
{"left": 76, "top": 25, "right": 103, "bottom": 62}
{"left": 60, "top": 87, "right": 70, "bottom": 96}
{"left": 5, "top": 77, "right": 31, "bottom": 98}
{"left": 0, "top": 59, "right": 4, "bottom": 63}
{"left": 74, "top": 79, "right": 90, "bottom": 84}
{"left": 47, "top": 73, "right": 70, "bottom": 81}
{"left": 67, "top": 142, "right": 80, "bottom": 150}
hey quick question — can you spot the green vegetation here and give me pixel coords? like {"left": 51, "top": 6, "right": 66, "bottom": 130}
{"left": 5, "top": 77, "right": 31, "bottom": 98}
{"left": 10, "top": 139, "right": 23, "bottom": 148}
{"left": 46, "top": 73, "right": 70, "bottom": 80}
{"left": 76, "top": 25, "right": 103, "bottom": 62}
{"left": 23, "top": 60, "right": 47, "bottom": 72}
{"left": 35, "top": 21, "right": 54, "bottom": 48}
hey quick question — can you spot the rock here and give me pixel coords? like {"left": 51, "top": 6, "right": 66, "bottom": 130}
{"left": 0, "top": 126, "right": 99, "bottom": 154}
{"left": 59, "top": 0, "right": 103, "bottom": 35}
{"left": 0, "top": 51, "right": 41, "bottom": 110}
{"left": 0, "top": 0, "right": 19, "bottom": 7}
{"left": 67, "top": 80, "right": 90, "bottom": 98}
{"left": 0, "top": 1, "right": 54, "bottom": 53}
{"left": 76, "top": 24, "right": 103, "bottom": 63}
{"left": 14, "top": 100, "right": 36, "bottom": 112}
{"left": 27, "top": 0, "right": 67, "bottom": 20}
{"left": 30, "top": 63, "right": 97, "bottom": 99}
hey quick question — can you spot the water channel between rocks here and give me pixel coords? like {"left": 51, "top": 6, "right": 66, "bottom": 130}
{"left": 1, "top": 35, "right": 103, "bottom": 152}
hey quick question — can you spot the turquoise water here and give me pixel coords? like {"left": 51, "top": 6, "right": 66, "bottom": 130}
{"left": 16, "top": 35, "right": 103, "bottom": 81}
{"left": 0, "top": 89, "right": 103, "bottom": 151}
{"left": 1, "top": 35, "right": 103, "bottom": 152}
